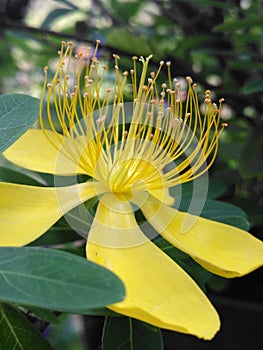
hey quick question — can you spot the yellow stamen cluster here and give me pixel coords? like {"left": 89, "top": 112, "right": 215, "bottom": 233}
{"left": 40, "top": 41, "right": 226, "bottom": 194}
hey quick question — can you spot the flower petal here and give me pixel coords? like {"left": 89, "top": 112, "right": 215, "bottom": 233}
{"left": 0, "top": 181, "right": 101, "bottom": 246}
{"left": 140, "top": 194, "right": 263, "bottom": 277}
{"left": 3, "top": 129, "right": 85, "bottom": 175}
{"left": 149, "top": 187, "right": 175, "bottom": 206}
{"left": 86, "top": 194, "right": 220, "bottom": 340}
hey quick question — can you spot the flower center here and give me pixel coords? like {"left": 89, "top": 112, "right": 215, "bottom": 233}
{"left": 40, "top": 41, "right": 227, "bottom": 195}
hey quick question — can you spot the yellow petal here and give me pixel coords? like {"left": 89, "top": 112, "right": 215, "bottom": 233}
{"left": 3, "top": 129, "right": 85, "bottom": 175}
{"left": 86, "top": 194, "right": 220, "bottom": 340}
{"left": 140, "top": 194, "right": 263, "bottom": 277}
{"left": 149, "top": 187, "right": 175, "bottom": 206}
{"left": 0, "top": 181, "right": 102, "bottom": 246}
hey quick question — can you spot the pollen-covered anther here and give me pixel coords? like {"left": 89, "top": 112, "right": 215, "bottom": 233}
{"left": 113, "top": 54, "right": 120, "bottom": 60}
{"left": 161, "top": 83, "right": 167, "bottom": 89}
{"left": 176, "top": 83, "right": 180, "bottom": 88}
{"left": 150, "top": 99, "right": 157, "bottom": 104}
{"left": 96, "top": 115, "right": 106, "bottom": 125}
{"left": 61, "top": 41, "right": 67, "bottom": 47}
{"left": 148, "top": 78, "right": 153, "bottom": 83}
{"left": 219, "top": 98, "right": 225, "bottom": 103}
{"left": 222, "top": 122, "right": 228, "bottom": 127}
{"left": 132, "top": 56, "right": 138, "bottom": 61}
{"left": 123, "top": 130, "right": 128, "bottom": 136}
{"left": 106, "top": 88, "right": 112, "bottom": 93}
{"left": 150, "top": 72, "right": 155, "bottom": 78}
{"left": 44, "top": 66, "right": 48, "bottom": 73}
{"left": 193, "top": 83, "right": 197, "bottom": 89}
{"left": 159, "top": 61, "right": 164, "bottom": 66}
{"left": 96, "top": 39, "right": 101, "bottom": 44}
{"left": 142, "top": 85, "right": 148, "bottom": 91}
{"left": 123, "top": 71, "right": 129, "bottom": 77}
{"left": 204, "top": 98, "right": 211, "bottom": 103}
{"left": 83, "top": 92, "right": 89, "bottom": 98}
{"left": 67, "top": 41, "right": 73, "bottom": 47}
{"left": 160, "top": 91, "right": 165, "bottom": 97}
{"left": 185, "top": 113, "right": 191, "bottom": 119}
{"left": 119, "top": 103, "right": 123, "bottom": 108}
{"left": 186, "top": 76, "right": 193, "bottom": 84}
{"left": 57, "top": 79, "right": 61, "bottom": 84}
{"left": 47, "top": 83, "right": 52, "bottom": 89}
{"left": 57, "top": 51, "right": 61, "bottom": 56}
{"left": 70, "top": 92, "right": 75, "bottom": 98}
{"left": 130, "top": 69, "right": 134, "bottom": 75}
{"left": 65, "top": 75, "right": 70, "bottom": 80}
{"left": 102, "top": 65, "right": 107, "bottom": 70}
{"left": 166, "top": 61, "right": 171, "bottom": 66}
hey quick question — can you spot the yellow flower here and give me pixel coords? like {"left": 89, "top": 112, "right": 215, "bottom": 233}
{"left": 1, "top": 40, "right": 263, "bottom": 340}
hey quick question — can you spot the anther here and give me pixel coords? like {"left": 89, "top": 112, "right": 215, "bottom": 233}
{"left": 132, "top": 56, "right": 138, "bottom": 61}
{"left": 96, "top": 115, "right": 106, "bottom": 125}
{"left": 96, "top": 39, "right": 101, "bottom": 44}
{"left": 186, "top": 76, "right": 193, "bottom": 84}
{"left": 219, "top": 98, "right": 225, "bottom": 103}
{"left": 123, "top": 71, "right": 129, "bottom": 76}
{"left": 159, "top": 60, "right": 164, "bottom": 66}
{"left": 166, "top": 61, "right": 171, "bottom": 66}
{"left": 222, "top": 122, "right": 228, "bottom": 127}
{"left": 161, "top": 83, "right": 167, "bottom": 89}
{"left": 44, "top": 66, "right": 48, "bottom": 73}
{"left": 67, "top": 41, "right": 73, "bottom": 47}
{"left": 61, "top": 41, "right": 67, "bottom": 46}
{"left": 47, "top": 83, "right": 52, "bottom": 88}
{"left": 113, "top": 54, "right": 120, "bottom": 59}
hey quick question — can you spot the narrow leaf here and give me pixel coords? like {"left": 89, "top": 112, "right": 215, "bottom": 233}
{"left": 102, "top": 317, "right": 164, "bottom": 350}
{"left": 0, "top": 302, "right": 54, "bottom": 350}
{"left": 0, "top": 247, "right": 125, "bottom": 313}
{"left": 0, "top": 94, "right": 39, "bottom": 153}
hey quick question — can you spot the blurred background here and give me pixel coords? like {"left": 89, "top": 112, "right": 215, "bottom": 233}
{"left": 0, "top": 0, "right": 263, "bottom": 349}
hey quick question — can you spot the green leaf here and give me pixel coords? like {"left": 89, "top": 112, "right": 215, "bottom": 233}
{"left": 179, "top": 198, "right": 249, "bottom": 230}
{"left": 0, "top": 167, "right": 42, "bottom": 186}
{"left": 0, "top": 247, "right": 125, "bottom": 313}
{"left": 0, "top": 302, "right": 54, "bottom": 350}
{"left": 213, "top": 13, "right": 263, "bottom": 32}
{"left": 0, "top": 94, "right": 39, "bottom": 153}
{"left": 107, "top": 29, "right": 153, "bottom": 57}
{"left": 240, "top": 126, "right": 263, "bottom": 177}
{"left": 41, "top": 8, "right": 76, "bottom": 28}
{"left": 102, "top": 317, "right": 164, "bottom": 350}
{"left": 24, "top": 306, "right": 59, "bottom": 324}
{"left": 54, "top": 0, "right": 79, "bottom": 10}
{"left": 242, "top": 78, "right": 263, "bottom": 94}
